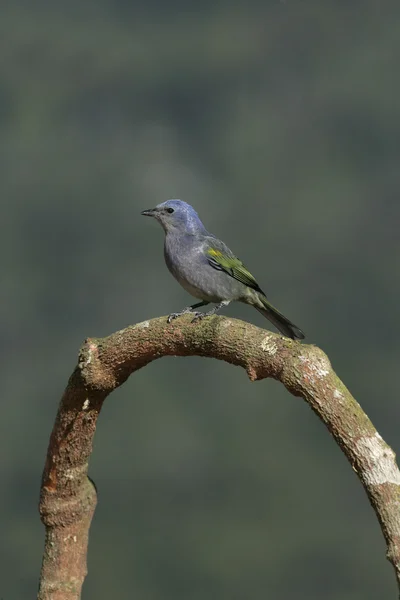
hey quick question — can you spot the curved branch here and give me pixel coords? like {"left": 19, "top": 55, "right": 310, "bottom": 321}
{"left": 38, "top": 315, "right": 400, "bottom": 599}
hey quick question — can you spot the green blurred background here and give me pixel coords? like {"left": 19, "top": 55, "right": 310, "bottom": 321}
{"left": 2, "top": 1, "right": 400, "bottom": 598}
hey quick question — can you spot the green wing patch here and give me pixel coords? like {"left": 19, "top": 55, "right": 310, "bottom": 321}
{"left": 206, "top": 248, "right": 263, "bottom": 292}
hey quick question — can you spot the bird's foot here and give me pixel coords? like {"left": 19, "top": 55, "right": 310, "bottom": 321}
{"left": 191, "top": 301, "right": 230, "bottom": 322}
{"left": 191, "top": 312, "right": 206, "bottom": 323}
{"left": 167, "top": 312, "right": 182, "bottom": 323}
{"left": 167, "top": 307, "right": 193, "bottom": 323}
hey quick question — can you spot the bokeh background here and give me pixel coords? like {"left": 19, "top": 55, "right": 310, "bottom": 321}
{"left": 2, "top": 1, "right": 400, "bottom": 598}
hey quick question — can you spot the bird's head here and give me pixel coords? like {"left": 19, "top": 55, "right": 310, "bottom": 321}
{"left": 141, "top": 199, "right": 206, "bottom": 234}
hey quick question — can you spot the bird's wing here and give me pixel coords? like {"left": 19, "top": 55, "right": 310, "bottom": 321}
{"left": 204, "top": 238, "right": 264, "bottom": 293}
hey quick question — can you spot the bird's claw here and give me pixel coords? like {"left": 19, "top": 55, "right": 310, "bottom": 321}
{"left": 168, "top": 308, "right": 207, "bottom": 324}
{"left": 191, "top": 312, "right": 205, "bottom": 323}
{"left": 167, "top": 308, "right": 195, "bottom": 323}
{"left": 167, "top": 313, "right": 180, "bottom": 323}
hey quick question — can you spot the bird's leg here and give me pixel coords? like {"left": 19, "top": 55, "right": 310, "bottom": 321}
{"left": 191, "top": 300, "right": 230, "bottom": 322}
{"left": 167, "top": 301, "right": 209, "bottom": 323}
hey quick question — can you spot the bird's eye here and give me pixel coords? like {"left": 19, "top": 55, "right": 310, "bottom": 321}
{"left": 166, "top": 207, "right": 174, "bottom": 214}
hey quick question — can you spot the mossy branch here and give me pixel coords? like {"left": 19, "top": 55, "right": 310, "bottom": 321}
{"left": 38, "top": 315, "right": 400, "bottom": 599}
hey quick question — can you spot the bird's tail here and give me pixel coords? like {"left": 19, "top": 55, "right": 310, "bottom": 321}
{"left": 255, "top": 294, "right": 305, "bottom": 340}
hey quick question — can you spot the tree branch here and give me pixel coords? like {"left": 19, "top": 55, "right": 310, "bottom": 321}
{"left": 38, "top": 315, "right": 400, "bottom": 599}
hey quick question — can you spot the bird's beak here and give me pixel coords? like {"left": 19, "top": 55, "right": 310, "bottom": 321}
{"left": 141, "top": 208, "right": 157, "bottom": 217}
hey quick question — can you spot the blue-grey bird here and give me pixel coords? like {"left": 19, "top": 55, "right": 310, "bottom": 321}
{"left": 141, "top": 200, "right": 304, "bottom": 340}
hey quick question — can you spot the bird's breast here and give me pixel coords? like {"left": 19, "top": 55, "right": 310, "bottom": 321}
{"left": 164, "top": 235, "right": 223, "bottom": 302}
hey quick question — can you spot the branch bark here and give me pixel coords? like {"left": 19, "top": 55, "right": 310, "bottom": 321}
{"left": 38, "top": 315, "right": 400, "bottom": 599}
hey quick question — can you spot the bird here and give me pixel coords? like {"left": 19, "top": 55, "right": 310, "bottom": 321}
{"left": 141, "top": 200, "right": 304, "bottom": 340}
